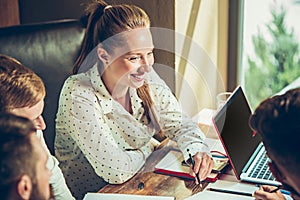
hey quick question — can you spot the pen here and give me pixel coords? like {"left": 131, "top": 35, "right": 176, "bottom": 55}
{"left": 270, "top": 187, "right": 280, "bottom": 193}
{"left": 270, "top": 186, "right": 291, "bottom": 195}
{"left": 212, "top": 154, "right": 227, "bottom": 159}
{"left": 207, "top": 187, "right": 253, "bottom": 197}
{"left": 187, "top": 149, "right": 202, "bottom": 187}
{"left": 272, "top": 188, "right": 291, "bottom": 195}
{"left": 256, "top": 184, "right": 291, "bottom": 195}
{"left": 278, "top": 189, "right": 291, "bottom": 195}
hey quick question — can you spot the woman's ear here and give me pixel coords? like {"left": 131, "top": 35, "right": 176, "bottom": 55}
{"left": 97, "top": 47, "right": 110, "bottom": 65}
{"left": 17, "top": 175, "right": 32, "bottom": 199}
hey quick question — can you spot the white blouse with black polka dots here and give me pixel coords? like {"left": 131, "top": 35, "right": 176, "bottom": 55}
{"left": 55, "top": 64, "right": 209, "bottom": 199}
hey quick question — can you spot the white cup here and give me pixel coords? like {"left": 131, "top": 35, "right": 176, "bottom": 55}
{"left": 216, "top": 92, "right": 232, "bottom": 109}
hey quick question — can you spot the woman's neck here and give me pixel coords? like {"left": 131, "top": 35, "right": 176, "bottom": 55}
{"left": 101, "top": 74, "right": 132, "bottom": 113}
{"left": 114, "top": 89, "right": 133, "bottom": 114}
{"left": 102, "top": 70, "right": 128, "bottom": 98}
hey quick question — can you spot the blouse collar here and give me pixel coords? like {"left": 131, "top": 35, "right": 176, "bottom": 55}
{"left": 89, "top": 64, "right": 143, "bottom": 115}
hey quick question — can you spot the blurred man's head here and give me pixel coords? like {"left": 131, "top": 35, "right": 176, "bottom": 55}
{"left": 250, "top": 88, "right": 300, "bottom": 199}
{"left": 0, "top": 54, "right": 46, "bottom": 130}
{"left": 0, "top": 113, "right": 53, "bottom": 200}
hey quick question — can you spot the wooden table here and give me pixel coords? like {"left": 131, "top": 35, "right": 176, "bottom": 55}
{"left": 98, "top": 140, "right": 209, "bottom": 200}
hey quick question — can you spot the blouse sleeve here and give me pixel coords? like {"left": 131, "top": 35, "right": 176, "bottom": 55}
{"left": 59, "top": 78, "right": 152, "bottom": 184}
{"left": 149, "top": 82, "right": 210, "bottom": 161}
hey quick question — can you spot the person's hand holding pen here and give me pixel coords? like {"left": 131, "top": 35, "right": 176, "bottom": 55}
{"left": 187, "top": 149, "right": 214, "bottom": 186}
{"left": 253, "top": 185, "right": 286, "bottom": 200}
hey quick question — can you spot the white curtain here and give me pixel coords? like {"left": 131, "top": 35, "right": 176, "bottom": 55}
{"left": 175, "top": 0, "right": 229, "bottom": 117}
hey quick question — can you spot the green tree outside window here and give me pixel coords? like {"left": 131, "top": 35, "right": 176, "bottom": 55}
{"left": 245, "top": 3, "right": 300, "bottom": 109}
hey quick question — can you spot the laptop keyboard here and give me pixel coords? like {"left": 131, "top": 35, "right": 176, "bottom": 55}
{"left": 249, "top": 152, "right": 275, "bottom": 180}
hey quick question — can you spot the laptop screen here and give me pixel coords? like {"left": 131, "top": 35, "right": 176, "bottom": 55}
{"left": 213, "top": 86, "right": 262, "bottom": 177}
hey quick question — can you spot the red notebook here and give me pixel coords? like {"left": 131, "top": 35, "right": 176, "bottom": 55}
{"left": 154, "top": 149, "right": 228, "bottom": 183}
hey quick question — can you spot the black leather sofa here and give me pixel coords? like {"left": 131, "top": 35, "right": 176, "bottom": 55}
{"left": 0, "top": 19, "right": 85, "bottom": 154}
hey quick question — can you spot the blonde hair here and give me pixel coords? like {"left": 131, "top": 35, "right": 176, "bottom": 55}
{"left": 73, "top": 1, "right": 164, "bottom": 139}
{"left": 73, "top": 0, "right": 150, "bottom": 74}
{"left": 137, "top": 83, "right": 165, "bottom": 141}
{"left": 0, "top": 54, "right": 46, "bottom": 112}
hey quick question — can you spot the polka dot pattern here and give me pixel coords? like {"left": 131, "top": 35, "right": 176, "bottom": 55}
{"left": 55, "top": 64, "right": 209, "bottom": 199}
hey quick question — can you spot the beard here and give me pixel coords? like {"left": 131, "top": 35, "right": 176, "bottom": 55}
{"left": 30, "top": 184, "right": 55, "bottom": 200}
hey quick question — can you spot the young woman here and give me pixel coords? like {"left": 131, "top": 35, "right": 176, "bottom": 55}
{"left": 55, "top": 1, "right": 214, "bottom": 199}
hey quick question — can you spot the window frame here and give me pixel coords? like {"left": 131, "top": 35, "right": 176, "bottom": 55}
{"left": 227, "top": 0, "right": 244, "bottom": 91}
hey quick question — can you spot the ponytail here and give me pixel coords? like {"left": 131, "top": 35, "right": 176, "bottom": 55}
{"left": 73, "top": 0, "right": 107, "bottom": 74}
{"left": 137, "top": 83, "right": 166, "bottom": 142}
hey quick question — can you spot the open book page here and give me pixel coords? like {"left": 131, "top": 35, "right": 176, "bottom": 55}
{"left": 83, "top": 193, "right": 174, "bottom": 200}
{"left": 154, "top": 149, "right": 223, "bottom": 182}
{"left": 154, "top": 138, "right": 228, "bottom": 182}
{"left": 185, "top": 180, "right": 257, "bottom": 200}
{"left": 155, "top": 149, "right": 193, "bottom": 179}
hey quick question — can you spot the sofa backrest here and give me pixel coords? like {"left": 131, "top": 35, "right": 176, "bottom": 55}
{"left": 0, "top": 19, "right": 175, "bottom": 154}
{"left": 0, "top": 19, "right": 85, "bottom": 154}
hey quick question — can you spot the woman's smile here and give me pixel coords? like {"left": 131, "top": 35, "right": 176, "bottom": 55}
{"left": 130, "top": 73, "right": 145, "bottom": 82}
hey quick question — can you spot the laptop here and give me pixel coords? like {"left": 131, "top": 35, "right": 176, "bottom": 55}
{"left": 212, "top": 85, "right": 280, "bottom": 186}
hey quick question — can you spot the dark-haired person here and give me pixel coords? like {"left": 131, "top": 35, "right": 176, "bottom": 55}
{"left": 0, "top": 113, "right": 54, "bottom": 200}
{"left": 250, "top": 88, "right": 300, "bottom": 200}
{"left": 55, "top": 0, "right": 214, "bottom": 199}
{"left": 0, "top": 54, "right": 74, "bottom": 200}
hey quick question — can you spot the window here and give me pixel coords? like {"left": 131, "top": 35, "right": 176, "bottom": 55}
{"left": 241, "top": 0, "right": 300, "bottom": 109}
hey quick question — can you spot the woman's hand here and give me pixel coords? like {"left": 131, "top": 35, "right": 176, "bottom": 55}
{"left": 253, "top": 185, "right": 285, "bottom": 200}
{"left": 189, "top": 152, "right": 214, "bottom": 184}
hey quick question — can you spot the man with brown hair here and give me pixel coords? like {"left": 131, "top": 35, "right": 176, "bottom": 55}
{"left": 0, "top": 54, "right": 74, "bottom": 199}
{"left": 250, "top": 88, "right": 300, "bottom": 200}
{"left": 0, "top": 113, "right": 54, "bottom": 200}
